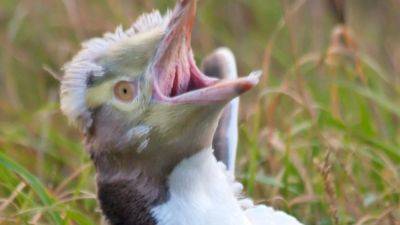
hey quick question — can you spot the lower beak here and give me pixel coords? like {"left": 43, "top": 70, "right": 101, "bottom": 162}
{"left": 168, "top": 71, "right": 262, "bottom": 104}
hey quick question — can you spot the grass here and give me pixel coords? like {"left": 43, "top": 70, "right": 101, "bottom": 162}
{"left": 0, "top": 0, "right": 399, "bottom": 224}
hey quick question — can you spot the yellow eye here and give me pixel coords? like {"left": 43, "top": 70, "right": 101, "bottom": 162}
{"left": 114, "top": 81, "right": 136, "bottom": 102}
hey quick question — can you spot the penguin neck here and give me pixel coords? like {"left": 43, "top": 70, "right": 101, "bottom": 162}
{"left": 94, "top": 148, "right": 248, "bottom": 225}
{"left": 90, "top": 144, "right": 215, "bottom": 225}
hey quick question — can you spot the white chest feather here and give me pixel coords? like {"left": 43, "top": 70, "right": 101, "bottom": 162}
{"left": 151, "top": 149, "right": 303, "bottom": 225}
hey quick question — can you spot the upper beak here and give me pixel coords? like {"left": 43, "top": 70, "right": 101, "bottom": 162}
{"left": 153, "top": 0, "right": 197, "bottom": 67}
{"left": 166, "top": 0, "right": 197, "bottom": 50}
{"left": 150, "top": 0, "right": 260, "bottom": 104}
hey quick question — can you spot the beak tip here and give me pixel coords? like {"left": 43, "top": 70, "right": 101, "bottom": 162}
{"left": 238, "top": 70, "right": 262, "bottom": 94}
{"left": 180, "top": 0, "right": 196, "bottom": 6}
{"left": 178, "top": 0, "right": 197, "bottom": 16}
{"left": 248, "top": 70, "right": 263, "bottom": 85}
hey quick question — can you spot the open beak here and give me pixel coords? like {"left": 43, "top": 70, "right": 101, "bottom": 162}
{"left": 151, "top": 0, "right": 260, "bottom": 104}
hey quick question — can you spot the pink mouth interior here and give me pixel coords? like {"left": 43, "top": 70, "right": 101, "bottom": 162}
{"left": 154, "top": 52, "right": 218, "bottom": 99}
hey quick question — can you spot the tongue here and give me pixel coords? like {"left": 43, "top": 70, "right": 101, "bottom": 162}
{"left": 170, "top": 62, "right": 191, "bottom": 97}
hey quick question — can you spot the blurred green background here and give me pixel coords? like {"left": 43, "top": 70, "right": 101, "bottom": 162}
{"left": 0, "top": 0, "right": 399, "bottom": 224}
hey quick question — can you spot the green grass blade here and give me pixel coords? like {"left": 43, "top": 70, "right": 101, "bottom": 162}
{"left": 66, "top": 209, "right": 97, "bottom": 225}
{"left": 0, "top": 151, "right": 63, "bottom": 224}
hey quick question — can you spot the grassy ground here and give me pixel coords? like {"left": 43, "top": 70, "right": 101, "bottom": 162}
{"left": 0, "top": 0, "right": 399, "bottom": 224}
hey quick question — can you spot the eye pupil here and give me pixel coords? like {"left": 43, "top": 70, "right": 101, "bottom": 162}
{"left": 114, "top": 81, "right": 135, "bottom": 102}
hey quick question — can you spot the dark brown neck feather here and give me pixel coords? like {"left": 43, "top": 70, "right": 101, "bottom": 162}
{"left": 91, "top": 150, "right": 166, "bottom": 225}
{"left": 97, "top": 177, "right": 159, "bottom": 225}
